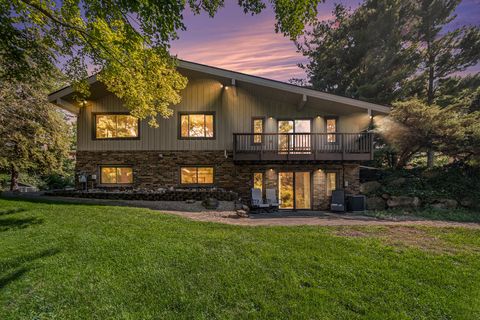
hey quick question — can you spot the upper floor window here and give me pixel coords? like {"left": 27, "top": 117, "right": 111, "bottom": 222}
{"left": 179, "top": 113, "right": 215, "bottom": 139}
{"left": 100, "top": 166, "right": 133, "bottom": 184}
{"left": 95, "top": 114, "right": 139, "bottom": 139}
{"left": 326, "top": 118, "right": 337, "bottom": 143}
{"left": 252, "top": 118, "right": 264, "bottom": 144}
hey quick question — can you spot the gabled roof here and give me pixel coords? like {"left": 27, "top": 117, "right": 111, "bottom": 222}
{"left": 48, "top": 59, "right": 391, "bottom": 115}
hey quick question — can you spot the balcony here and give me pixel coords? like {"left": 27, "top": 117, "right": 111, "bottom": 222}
{"left": 233, "top": 132, "right": 373, "bottom": 162}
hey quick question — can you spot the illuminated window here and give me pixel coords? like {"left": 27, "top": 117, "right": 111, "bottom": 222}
{"left": 180, "top": 113, "right": 215, "bottom": 138}
{"left": 100, "top": 166, "right": 133, "bottom": 184}
{"left": 95, "top": 114, "right": 138, "bottom": 139}
{"left": 326, "top": 172, "right": 337, "bottom": 196}
{"left": 326, "top": 118, "right": 337, "bottom": 143}
{"left": 180, "top": 167, "right": 214, "bottom": 184}
{"left": 253, "top": 172, "right": 263, "bottom": 192}
{"left": 252, "top": 118, "right": 264, "bottom": 144}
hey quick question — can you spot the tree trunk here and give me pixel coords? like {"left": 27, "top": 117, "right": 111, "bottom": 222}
{"left": 10, "top": 164, "right": 19, "bottom": 191}
{"left": 426, "top": 54, "right": 435, "bottom": 168}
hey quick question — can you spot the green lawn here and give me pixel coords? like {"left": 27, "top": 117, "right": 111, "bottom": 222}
{"left": 1, "top": 199, "right": 480, "bottom": 319}
{"left": 364, "top": 208, "right": 480, "bottom": 223}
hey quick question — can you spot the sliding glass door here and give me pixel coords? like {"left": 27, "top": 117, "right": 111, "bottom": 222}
{"left": 278, "top": 120, "right": 311, "bottom": 153}
{"left": 278, "top": 172, "right": 311, "bottom": 210}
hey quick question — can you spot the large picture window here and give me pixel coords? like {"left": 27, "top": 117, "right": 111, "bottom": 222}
{"left": 100, "top": 166, "right": 133, "bottom": 184}
{"left": 179, "top": 113, "right": 215, "bottom": 139}
{"left": 180, "top": 167, "right": 214, "bottom": 185}
{"left": 95, "top": 114, "right": 139, "bottom": 139}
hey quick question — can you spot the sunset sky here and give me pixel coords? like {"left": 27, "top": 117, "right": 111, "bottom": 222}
{"left": 171, "top": 0, "right": 480, "bottom": 82}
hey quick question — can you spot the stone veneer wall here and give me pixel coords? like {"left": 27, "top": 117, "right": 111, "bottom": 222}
{"left": 75, "top": 150, "right": 360, "bottom": 210}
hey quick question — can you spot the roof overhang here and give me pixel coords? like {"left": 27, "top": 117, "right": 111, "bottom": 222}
{"left": 48, "top": 60, "right": 391, "bottom": 115}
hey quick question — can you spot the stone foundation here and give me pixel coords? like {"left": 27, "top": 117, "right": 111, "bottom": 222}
{"left": 75, "top": 150, "right": 360, "bottom": 210}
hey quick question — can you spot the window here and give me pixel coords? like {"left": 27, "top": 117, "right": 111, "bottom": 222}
{"left": 252, "top": 118, "right": 264, "bottom": 144}
{"left": 253, "top": 172, "right": 263, "bottom": 192}
{"left": 100, "top": 166, "right": 133, "bottom": 184}
{"left": 179, "top": 113, "right": 215, "bottom": 138}
{"left": 95, "top": 114, "right": 138, "bottom": 139}
{"left": 180, "top": 167, "right": 214, "bottom": 184}
{"left": 326, "top": 118, "right": 337, "bottom": 143}
{"left": 326, "top": 172, "right": 337, "bottom": 196}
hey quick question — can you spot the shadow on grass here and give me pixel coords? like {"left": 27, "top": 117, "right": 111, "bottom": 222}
{"left": 0, "top": 217, "right": 43, "bottom": 232}
{"left": 0, "top": 195, "right": 120, "bottom": 208}
{"left": 0, "top": 208, "right": 27, "bottom": 216}
{"left": 0, "top": 248, "right": 60, "bottom": 290}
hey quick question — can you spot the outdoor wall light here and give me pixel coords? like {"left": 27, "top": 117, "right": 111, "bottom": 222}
{"left": 225, "top": 86, "right": 229, "bottom": 90}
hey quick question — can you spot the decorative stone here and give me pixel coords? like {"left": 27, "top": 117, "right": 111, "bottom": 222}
{"left": 431, "top": 198, "right": 458, "bottom": 210}
{"left": 236, "top": 209, "right": 249, "bottom": 218}
{"left": 381, "top": 193, "right": 391, "bottom": 200}
{"left": 387, "top": 196, "right": 421, "bottom": 209}
{"left": 359, "top": 181, "right": 382, "bottom": 194}
{"left": 185, "top": 199, "right": 196, "bottom": 204}
{"left": 387, "top": 177, "right": 406, "bottom": 187}
{"left": 202, "top": 197, "right": 219, "bottom": 209}
{"left": 366, "top": 197, "right": 386, "bottom": 211}
{"left": 460, "top": 198, "right": 474, "bottom": 208}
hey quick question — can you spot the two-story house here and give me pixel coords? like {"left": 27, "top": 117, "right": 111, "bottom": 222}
{"left": 49, "top": 60, "right": 390, "bottom": 210}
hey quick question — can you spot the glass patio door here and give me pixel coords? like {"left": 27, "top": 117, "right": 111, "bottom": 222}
{"left": 278, "top": 120, "right": 311, "bottom": 154}
{"left": 278, "top": 172, "right": 311, "bottom": 210}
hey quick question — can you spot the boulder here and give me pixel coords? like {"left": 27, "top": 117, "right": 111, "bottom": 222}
{"left": 202, "top": 197, "right": 219, "bottom": 209}
{"left": 460, "top": 198, "right": 477, "bottom": 209}
{"left": 387, "top": 196, "right": 421, "bottom": 209}
{"left": 360, "top": 181, "right": 382, "bottom": 194}
{"left": 366, "top": 197, "right": 386, "bottom": 211}
{"left": 387, "top": 177, "right": 406, "bottom": 187}
{"left": 431, "top": 198, "right": 458, "bottom": 210}
{"left": 381, "top": 193, "right": 391, "bottom": 200}
{"left": 236, "top": 209, "right": 249, "bottom": 218}
{"left": 185, "top": 199, "right": 196, "bottom": 204}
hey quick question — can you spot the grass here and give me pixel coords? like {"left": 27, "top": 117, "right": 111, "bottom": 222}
{"left": 1, "top": 198, "right": 480, "bottom": 319}
{"left": 364, "top": 208, "right": 480, "bottom": 223}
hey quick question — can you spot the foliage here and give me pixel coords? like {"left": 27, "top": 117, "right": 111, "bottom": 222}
{"left": 297, "top": 0, "right": 418, "bottom": 104}
{"left": 2, "top": 0, "right": 325, "bottom": 126}
{"left": 299, "top": 0, "right": 480, "bottom": 107}
{"left": 1, "top": 199, "right": 480, "bottom": 318}
{"left": 365, "top": 164, "right": 480, "bottom": 204}
{"left": 377, "top": 99, "right": 480, "bottom": 167}
{"left": 0, "top": 80, "right": 72, "bottom": 190}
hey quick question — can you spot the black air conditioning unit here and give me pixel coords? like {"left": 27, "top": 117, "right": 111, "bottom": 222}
{"left": 347, "top": 195, "right": 366, "bottom": 213}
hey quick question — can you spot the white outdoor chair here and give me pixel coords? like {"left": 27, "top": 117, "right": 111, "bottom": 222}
{"left": 251, "top": 188, "right": 269, "bottom": 212}
{"left": 265, "top": 188, "right": 279, "bottom": 211}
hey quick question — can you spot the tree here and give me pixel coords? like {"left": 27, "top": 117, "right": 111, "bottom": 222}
{"left": 1, "top": 0, "right": 325, "bottom": 127}
{"left": 0, "top": 80, "right": 72, "bottom": 191}
{"left": 297, "top": 0, "right": 419, "bottom": 104}
{"left": 377, "top": 99, "right": 480, "bottom": 168}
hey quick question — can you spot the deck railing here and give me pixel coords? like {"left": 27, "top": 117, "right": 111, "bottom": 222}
{"left": 233, "top": 132, "right": 373, "bottom": 161}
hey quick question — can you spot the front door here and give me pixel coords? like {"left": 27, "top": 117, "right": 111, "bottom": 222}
{"left": 278, "top": 172, "right": 311, "bottom": 210}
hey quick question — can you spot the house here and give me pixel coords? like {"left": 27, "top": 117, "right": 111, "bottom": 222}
{"left": 48, "top": 60, "right": 390, "bottom": 210}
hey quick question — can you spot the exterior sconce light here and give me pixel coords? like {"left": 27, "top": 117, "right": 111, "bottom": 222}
{"left": 225, "top": 86, "right": 229, "bottom": 90}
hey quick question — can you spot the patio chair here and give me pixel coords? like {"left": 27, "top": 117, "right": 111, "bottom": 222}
{"left": 265, "top": 188, "right": 279, "bottom": 212}
{"left": 251, "top": 188, "right": 270, "bottom": 212}
{"left": 330, "top": 189, "right": 345, "bottom": 212}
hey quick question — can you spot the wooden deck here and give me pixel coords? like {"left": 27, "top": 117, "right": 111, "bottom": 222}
{"left": 233, "top": 132, "right": 373, "bottom": 162}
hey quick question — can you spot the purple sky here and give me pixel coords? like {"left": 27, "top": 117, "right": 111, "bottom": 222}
{"left": 171, "top": 0, "right": 480, "bottom": 81}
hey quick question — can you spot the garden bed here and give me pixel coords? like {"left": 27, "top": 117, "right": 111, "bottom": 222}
{"left": 45, "top": 189, "right": 239, "bottom": 201}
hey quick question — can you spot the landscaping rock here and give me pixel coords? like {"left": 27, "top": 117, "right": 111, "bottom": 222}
{"left": 242, "top": 204, "right": 250, "bottom": 211}
{"left": 460, "top": 198, "right": 476, "bottom": 209}
{"left": 236, "top": 209, "right": 249, "bottom": 218}
{"left": 431, "top": 198, "right": 458, "bottom": 210}
{"left": 387, "top": 177, "right": 406, "bottom": 187}
{"left": 387, "top": 196, "right": 421, "bottom": 209}
{"left": 202, "top": 198, "right": 219, "bottom": 209}
{"left": 185, "top": 199, "right": 196, "bottom": 204}
{"left": 360, "top": 181, "right": 382, "bottom": 194}
{"left": 366, "top": 197, "right": 386, "bottom": 211}
{"left": 381, "top": 193, "right": 391, "bottom": 200}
